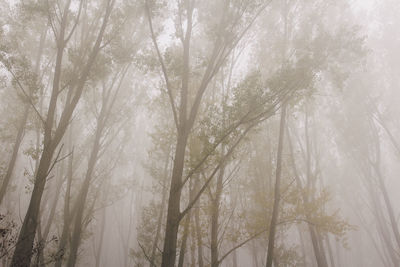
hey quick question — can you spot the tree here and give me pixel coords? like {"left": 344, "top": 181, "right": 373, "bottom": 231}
{"left": 145, "top": 1, "right": 272, "bottom": 265}
{"left": 11, "top": 1, "right": 115, "bottom": 265}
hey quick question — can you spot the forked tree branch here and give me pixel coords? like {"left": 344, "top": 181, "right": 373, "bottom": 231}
{"left": 145, "top": 0, "right": 179, "bottom": 129}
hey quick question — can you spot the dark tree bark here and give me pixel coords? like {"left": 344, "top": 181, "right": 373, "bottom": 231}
{"left": 37, "top": 160, "right": 66, "bottom": 265}
{"left": 158, "top": 0, "right": 194, "bottom": 258}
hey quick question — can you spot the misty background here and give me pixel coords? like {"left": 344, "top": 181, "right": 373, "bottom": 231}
{"left": 0, "top": 0, "right": 399, "bottom": 266}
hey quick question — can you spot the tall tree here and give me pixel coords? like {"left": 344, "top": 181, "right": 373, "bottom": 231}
{"left": 11, "top": 1, "right": 115, "bottom": 265}
{"left": 265, "top": 103, "right": 287, "bottom": 267}
{"left": 145, "top": 1, "right": 271, "bottom": 266}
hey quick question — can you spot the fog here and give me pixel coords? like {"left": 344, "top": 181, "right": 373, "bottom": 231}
{"left": 0, "top": 0, "right": 399, "bottom": 266}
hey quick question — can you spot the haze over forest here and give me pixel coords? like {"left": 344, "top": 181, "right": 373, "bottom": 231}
{"left": 0, "top": 0, "right": 400, "bottom": 266}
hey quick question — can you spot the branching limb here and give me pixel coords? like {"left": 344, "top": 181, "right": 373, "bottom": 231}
{"left": 46, "top": 143, "right": 65, "bottom": 178}
{"left": 145, "top": 0, "right": 179, "bottom": 129}
{"left": 218, "top": 229, "right": 268, "bottom": 264}
{"left": 138, "top": 241, "right": 158, "bottom": 267}
{"left": 0, "top": 62, "right": 46, "bottom": 126}
{"left": 180, "top": 121, "right": 256, "bottom": 219}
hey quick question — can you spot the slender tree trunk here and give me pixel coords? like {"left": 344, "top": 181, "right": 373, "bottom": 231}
{"left": 67, "top": 123, "right": 102, "bottom": 267}
{"left": 160, "top": 1, "right": 195, "bottom": 265}
{"left": 150, "top": 154, "right": 170, "bottom": 266}
{"left": 95, "top": 207, "right": 107, "bottom": 267}
{"left": 211, "top": 165, "right": 225, "bottom": 267}
{"left": 371, "top": 185, "right": 399, "bottom": 266}
{"left": 123, "top": 188, "right": 135, "bottom": 267}
{"left": 190, "top": 217, "right": 196, "bottom": 267}
{"left": 37, "top": 162, "right": 65, "bottom": 265}
{"left": 161, "top": 129, "right": 189, "bottom": 267}
{"left": 297, "top": 225, "right": 308, "bottom": 266}
{"left": 178, "top": 178, "right": 195, "bottom": 267}
{"left": 378, "top": 225, "right": 398, "bottom": 267}
{"left": 287, "top": 117, "right": 329, "bottom": 267}
{"left": 11, "top": 143, "right": 57, "bottom": 267}
{"left": 194, "top": 178, "right": 204, "bottom": 267}
{"left": 334, "top": 236, "right": 342, "bottom": 267}
{"left": 42, "top": 176, "right": 64, "bottom": 240}
{"left": 36, "top": 213, "right": 44, "bottom": 266}
{"left": 374, "top": 165, "right": 400, "bottom": 250}
{"left": 54, "top": 128, "right": 73, "bottom": 267}
{"left": 67, "top": 68, "right": 123, "bottom": 264}
{"left": 265, "top": 2, "right": 289, "bottom": 264}
{"left": 265, "top": 103, "right": 287, "bottom": 267}
{"left": 325, "top": 235, "right": 336, "bottom": 267}
{"left": 177, "top": 210, "right": 191, "bottom": 267}
{"left": 307, "top": 226, "right": 328, "bottom": 267}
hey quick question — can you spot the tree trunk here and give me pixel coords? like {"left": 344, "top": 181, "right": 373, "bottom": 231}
{"left": 211, "top": 165, "right": 225, "bottom": 267}
{"left": 371, "top": 184, "right": 399, "bottom": 266}
{"left": 67, "top": 123, "right": 102, "bottom": 267}
{"left": 37, "top": 162, "right": 65, "bottom": 265}
{"left": 308, "top": 226, "right": 328, "bottom": 267}
{"left": 194, "top": 178, "right": 204, "bottom": 267}
{"left": 95, "top": 207, "right": 107, "bottom": 267}
{"left": 161, "top": 129, "right": 189, "bottom": 267}
{"left": 54, "top": 130, "right": 74, "bottom": 267}
{"left": 36, "top": 213, "right": 44, "bottom": 266}
{"left": 178, "top": 178, "right": 195, "bottom": 267}
{"left": 334, "top": 236, "right": 342, "bottom": 267}
{"left": 325, "top": 235, "right": 336, "bottom": 267}
{"left": 159, "top": 1, "right": 194, "bottom": 265}
{"left": 287, "top": 117, "right": 329, "bottom": 267}
{"left": 11, "top": 2, "right": 71, "bottom": 264}
{"left": 11, "top": 143, "right": 57, "bottom": 267}
{"left": 177, "top": 210, "right": 191, "bottom": 267}
{"left": 374, "top": 164, "right": 400, "bottom": 250}
{"left": 149, "top": 154, "right": 170, "bottom": 266}
{"left": 297, "top": 225, "right": 308, "bottom": 266}
{"left": 190, "top": 216, "right": 197, "bottom": 267}
{"left": 265, "top": 103, "right": 287, "bottom": 267}
{"left": 55, "top": 156, "right": 73, "bottom": 266}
